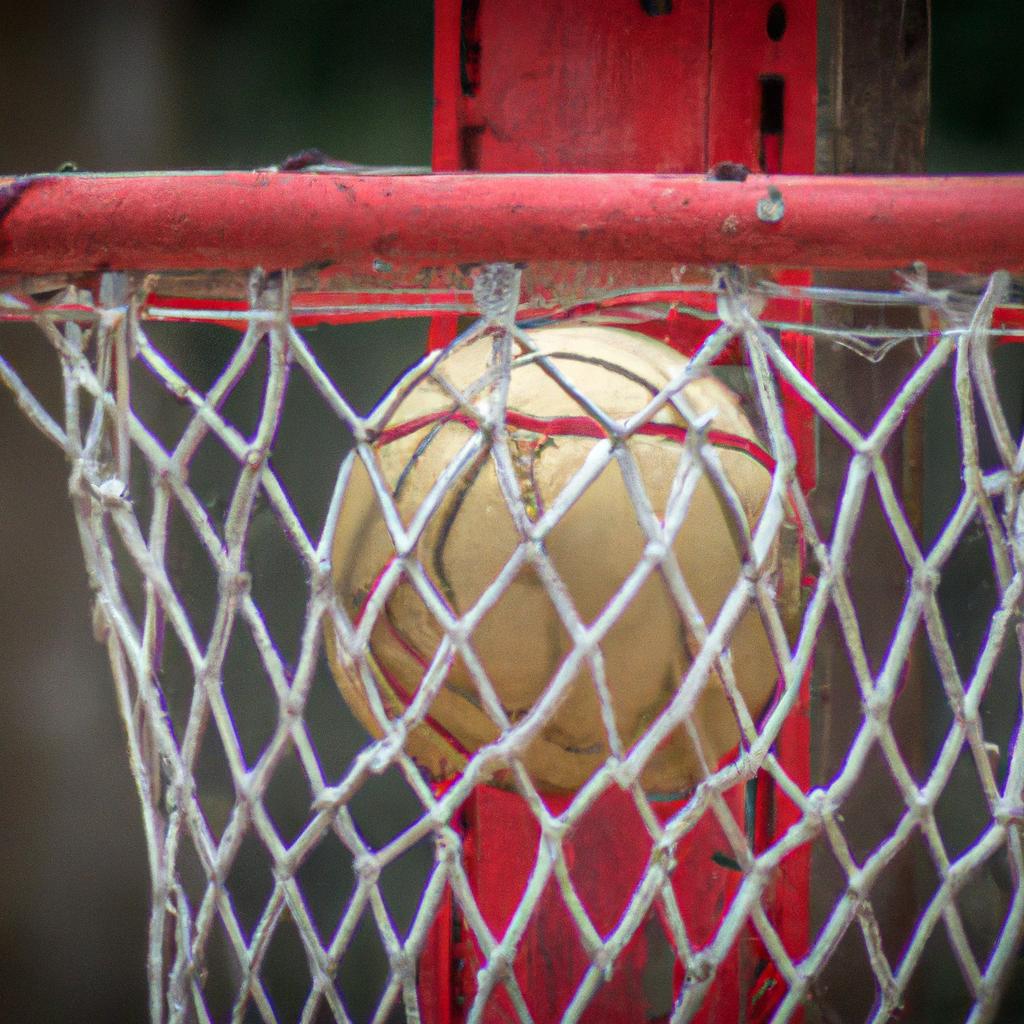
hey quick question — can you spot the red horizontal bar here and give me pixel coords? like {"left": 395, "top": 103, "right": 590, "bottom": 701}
{"left": 144, "top": 290, "right": 475, "bottom": 327}
{"left": 1, "top": 172, "right": 1023, "bottom": 276}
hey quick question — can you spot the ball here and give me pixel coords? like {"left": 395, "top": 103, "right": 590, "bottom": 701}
{"left": 325, "top": 324, "right": 783, "bottom": 796}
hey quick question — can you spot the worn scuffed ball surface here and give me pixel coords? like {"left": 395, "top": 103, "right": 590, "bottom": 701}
{"left": 325, "top": 325, "right": 781, "bottom": 796}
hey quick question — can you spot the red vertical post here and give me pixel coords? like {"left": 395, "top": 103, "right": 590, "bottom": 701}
{"left": 423, "top": 3, "right": 816, "bottom": 1019}
{"left": 706, "top": 6, "right": 817, "bottom": 1014}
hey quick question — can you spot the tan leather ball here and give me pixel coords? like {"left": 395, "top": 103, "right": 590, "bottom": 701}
{"left": 325, "top": 325, "right": 782, "bottom": 796}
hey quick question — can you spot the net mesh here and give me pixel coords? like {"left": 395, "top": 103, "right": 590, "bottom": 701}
{"left": 3, "top": 260, "right": 1024, "bottom": 1024}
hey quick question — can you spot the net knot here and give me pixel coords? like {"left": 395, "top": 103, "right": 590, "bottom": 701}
{"left": 741, "top": 560, "right": 764, "bottom": 587}
{"left": 369, "top": 730, "right": 405, "bottom": 773}
{"left": 389, "top": 950, "right": 415, "bottom": 983}
{"left": 644, "top": 538, "right": 668, "bottom": 563}
{"left": 912, "top": 565, "right": 940, "bottom": 595}
{"left": 445, "top": 619, "right": 469, "bottom": 645}
{"left": 715, "top": 272, "right": 766, "bottom": 330}
{"left": 311, "top": 559, "right": 333, "bottom": 597}
{"left": 803, "top": 788, "right": 829, "bottom": 825}
{"left": 282, "top": 692, "right": 305, "bottom": 722}
{"left": 472, "top": 263, "right": 521, "bottom": 323}
{"left": 863, "top": 693, "right": 891, "bottom": 723}
{"left": 651, "top": 842, "right": 677, "bottom": 876}
{"left": 99, "top": 308, "right": 126, "bottom": 332}
{"left": 90, "top": 473, "right": 130, "bottom": 508}
{"left": 908, "top": 793, "right": 931, "bottom": 822}
{"left": 354, "top": 853, "right": 381, "bottom": 885}
{"left": 433, "top": 828, "right": 462, "bottom": 863}
{"left": 685, "top": 954, "right": 713, "bottom": 984}
{"left": 221, "top": 570, "right": 252, "bottom": 599}
{"left": 846, "top": 873, "right": 868, "bottom": 906}
{"left": 541, "top": 817, "right": 569, "bottom": 845}
{"left": 592, "top": 946, "right": 614, "bottom": 981}
{"left": 91, "top": 597, "right": 113, "bottom": 643}
{"left": 995, "top": 799, "right": 1024, "bottom": 827}
{"left": 478, "top": 949, "right": 513, "bottom": 988}
{"left": 608, "top": 757, "right": 639, "bottom": 790}
{"left": 244, "top": 446, "right": 268, "bottom": 471}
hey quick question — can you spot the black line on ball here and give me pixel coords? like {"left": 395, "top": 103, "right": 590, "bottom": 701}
{"left": 393, "top": 419, "right": 449, "bottom": 501}
{"left": 514, "top": 350, "right": 664, "bottom": 399}
{"left": 431, "top": 446, "right": 491, "bottom": 612}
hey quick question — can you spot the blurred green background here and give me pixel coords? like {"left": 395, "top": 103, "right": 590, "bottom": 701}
{"left": 1, "top": 2, "right": 1023, "bottom": 1022}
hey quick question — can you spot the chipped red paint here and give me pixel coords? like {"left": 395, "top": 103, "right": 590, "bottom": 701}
{"left": 1, "top": 171, "right": 1024, "bottom": 279}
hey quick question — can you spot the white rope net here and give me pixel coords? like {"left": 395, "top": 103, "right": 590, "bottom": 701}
{"left": 2, "top": 261, "right": 1024, "bottom": 1024}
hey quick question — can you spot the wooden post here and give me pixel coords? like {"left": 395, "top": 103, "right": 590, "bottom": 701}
{"left": 811, "top": 2, "right": 930, "bottom": 1019}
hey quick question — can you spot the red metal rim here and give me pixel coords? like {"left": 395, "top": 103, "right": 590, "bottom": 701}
{"left": 1, "top": 172, "right": 1023, "bottom": 277}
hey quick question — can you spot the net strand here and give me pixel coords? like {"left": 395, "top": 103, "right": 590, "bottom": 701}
{"left": 4, "top": 264, "right": 1024, "bottom": 1023}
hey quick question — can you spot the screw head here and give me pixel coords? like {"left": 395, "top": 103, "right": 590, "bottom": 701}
{"left": 756, "top": 186, "right": 785, "bottom": 223}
